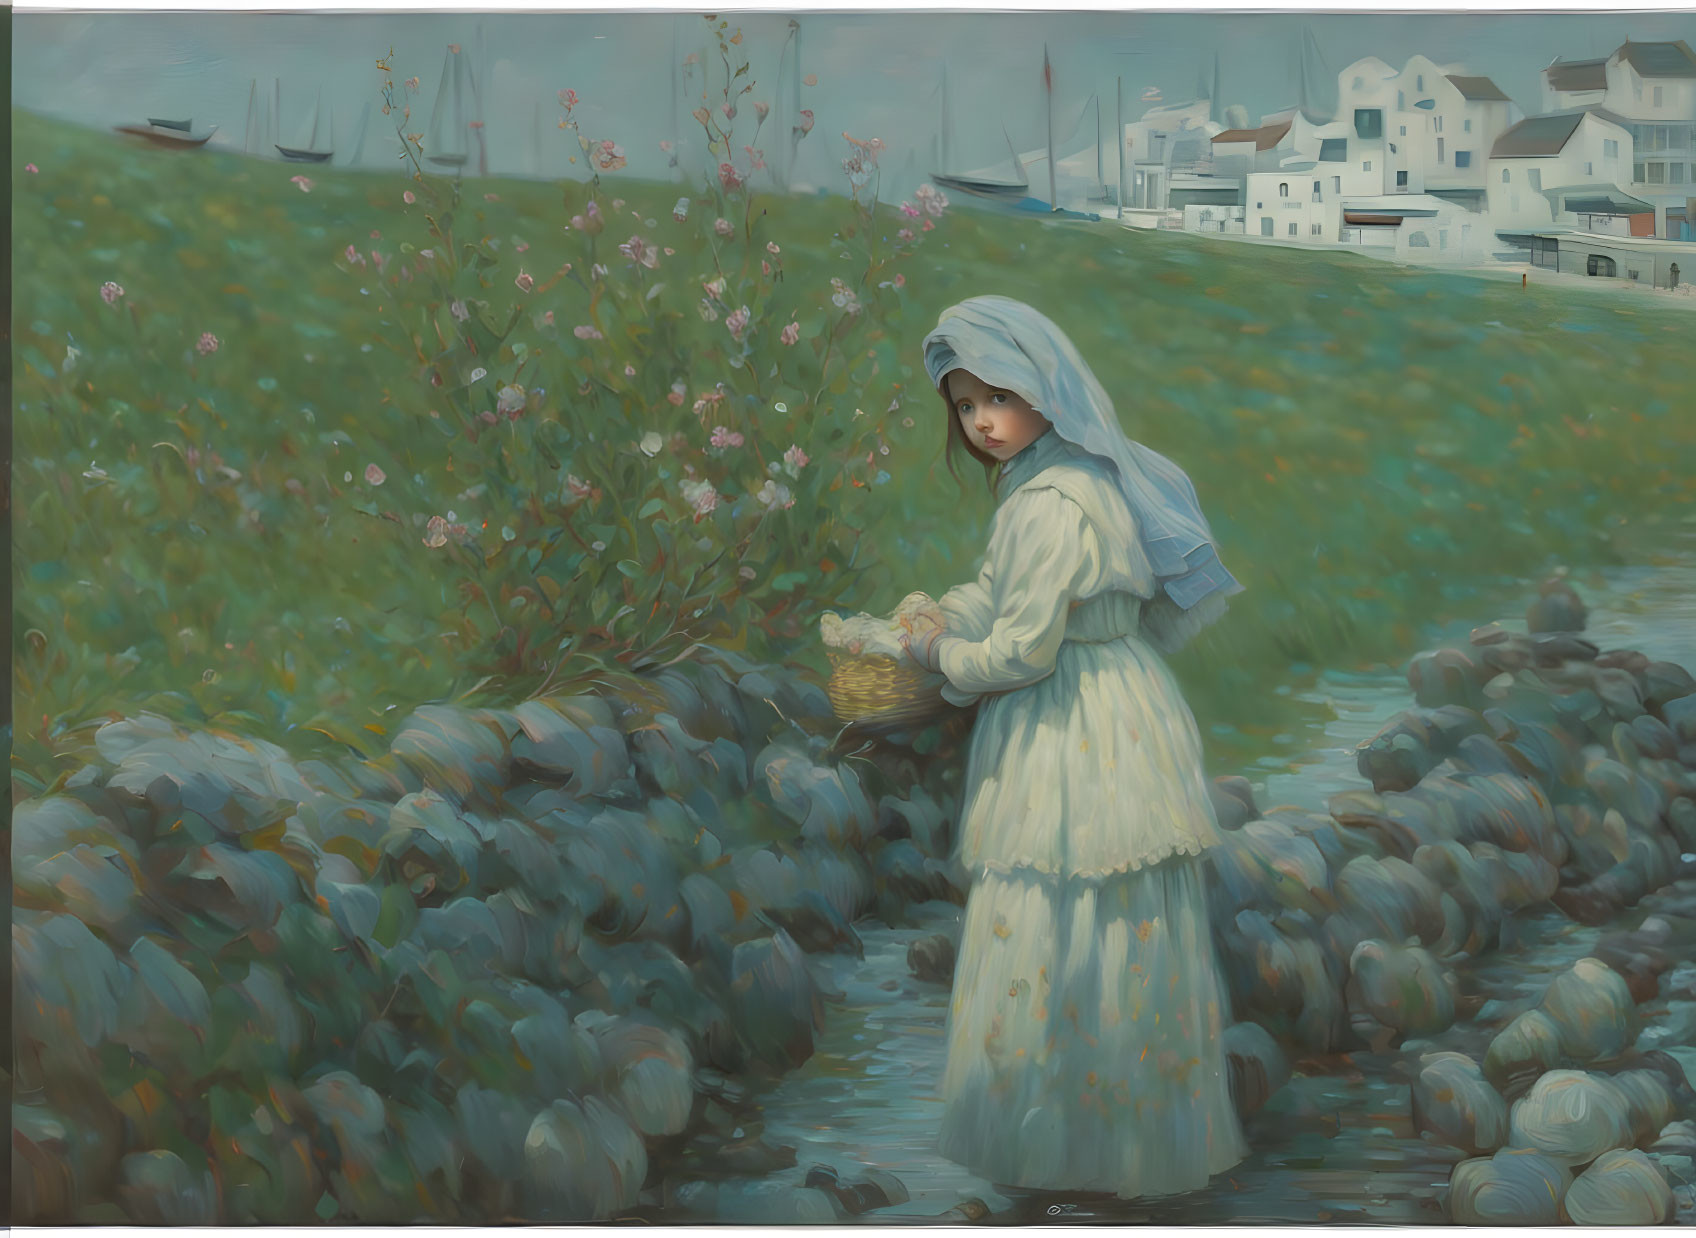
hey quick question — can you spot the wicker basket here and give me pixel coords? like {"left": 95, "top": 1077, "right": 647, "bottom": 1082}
{"left": 825, "top": 650, "right": 952, "bottom": 727}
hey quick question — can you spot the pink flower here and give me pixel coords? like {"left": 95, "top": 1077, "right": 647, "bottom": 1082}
{"left": 483, "top": 192, "right": 501, "bottom": 202}
{"left": 664, "top": 247, "right": 675, "bottom": 256}
{"left": 406, "top": 76, "right": 420, "bottom": 91}
{"left": 710, "top": 425, "right": 746, "bottom": 449}
{"left": 680, "top": 477, "right": 720, "bottom": 521}
{"left": 423, "top": 515, "right": 450, "bottom": 548}
{"left": 100, "top": 281, "right": 124, "bottom": 305}
{"left": 783, "top": 444, "right": 810, "bottom": 474}
{"left": 702, "top": 276, "right": 727, "bottom": 300}
{"left": 922, "top": 219, "right": 935, "bottom": 232}
{"left": 894, "top": 273, "right": 906, "bottom": 289}
{"left": 624, "top": 364, "right": 637, "bottom": 378}
{"left": 365, "top": 463, "right": 387, "bottom": 486}
{"left": 718, "top": 162, "right": 744, "bottom": 192}
{"left": 725, "top": 305, "right": 751, "bottom": 342}
{"left": 668, "top": 381, "right": 687, "bottom": 406}
{"left": 565, "top": 474, "right": 593, "bottom": 502}
{"left": 714, "top": 217, "right": 734, "bottom": 239}
{"left": 692, "top": 389, "right": 726, "bottom": 418}
{"left": 515, "top": 270, "right": 535, "bottom": 292}
{"left": 900, "top": 202, "right": 922, "bottom": 219}
{"left": 721, "top": 102, "right": 737, "bottom": 120}
{"left": 403, "top": 190, "right": 417, "bottom": 204}
{"left": 762, "top": 261, "right": 772, "bottom": 277}
{"left": 290, "top": 175, "right": 314, "bottom": 193}
{"left": 742, "top": 144, "right": 766, "bottom": 172}
{"left": 780, "top": 321, "right": 800, "bottom": 346}
{"left": 798, "top": 109, "right": 815, "bottom": 135}
{"left": 344, "top": 243, "right": 361, "bottom": 264}
{"left": 573, "top": 324, "right": 604, "bottom": 340}
{"left": 755, "top": 479, "right": 795, "bottom": 511}
{"left": 497, "top": 385, "right": 527, "bottom": 418}
{"left": 595, "top": 141, "right": 626, "bottom": 172}
{"left": 370, "top": 230, "right": 381, "bottom": 240}
{"left": 544, "top": 310, "right": 555, "bottom": 326}
{"left": 754, "top": 101, "right": 771, "bottom": 123}
{"left": 618, "top": 235, "right": 659, "bottom": 268}
{"left": 898, "top": 228, "right": 915, "bottom": 242}
{"left": 559, "top": 88, "right": 579, "bottom": 108}
{"left": 766, "top": 242, "right": 781, "bottom": 255}
{"left": 516, "top": 240, "right": 529, "bottom": 253}
{"left": 660, "top": 139, "right": 674, "bottom": 152}
{"left": 25, "top": 163, "right": 38, "bottom": 173}
{"left": 586, "top": 200, "right": 601, "bottom": 220}
{"left": 196, "top": 332, "right": 220, "bottom": 356}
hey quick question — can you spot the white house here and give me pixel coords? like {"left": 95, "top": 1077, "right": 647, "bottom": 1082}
{"left": 1387, "top": 58, "right": 1518, "bottom": 206}
{"left": 1486, "top": 109, "right": 1642, "bottom": 234}
{"left": 1540, "top": 39, "right": 1696, "bottom": 236}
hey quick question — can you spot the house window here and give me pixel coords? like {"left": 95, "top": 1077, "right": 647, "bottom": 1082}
{"left": 1398, "top": 90, "right": 1406, "bottom": 110}
{"left": 1439, "top": 229, "right": 1449, "bottom": 249}
{"left": 1355, "top": 108, "right": 1383, "bottom": 139}
{"left": 1635, "top": 161, "right": 1647, "bottom": 181}
{"left": 1438, "top": 137, "right": 1445, "bottom": 162}
{"left": 1455, "top": 150, "right": 1472, "bottom": 168}
{"left": 1319, "top": 138, "right": 1348, "bottom": 161}
{"left": 1502, "top": 168, "right": 1511, "bottom": 182}
{"left": 1464, "top": 118, "right": 1472, "bottom": 133}
{"left": 1654, "top": 86, "right": 1664, "bottom": 107}
{"left": 1312, "top": 223, "right": 1323, "bottom": 235}
{"left": 1353, "top": 75, "right": 1364, "bottom": 90}
{"left": 1603, "top": 138, "right": 1618, "bottom": 159}
{"left": 1289, "top": 222, "right": 1299, "bottom": 236}
{"left": 1279, "top": 182, "right": 1289, "bottom": 197}
{"left": 1584, "top": 161, "right": 1593, "bottom": 175}
{"left": 1390, "top": 143, "right": 1398, "bottom": 154}
{"left": 1400, "top": 125, "right": 1407, "bottom": 136}
{"left": 1648, "top": 162, "right": 1667, "bottom": 184}
{"left": 1435, "top": 115, "right": 1444, "bottom": 133}
{"left": 1313, "top": 179, "right": 1323, "bottom": 200}
{"left": 1363, "top": 160, "right": 1373, "bottom": 172}
{"left": 1332, "top": 176, "right": 1341, "bottom": 192}
{"left": 1255, "top": 201, "right": 1263, "bottom": 209}
{"left": 1417, "top": 75, "right": 1424, "bottom": 91}
{"left": 1529, "top": 168, "right": 1542, "bottom": 191}
{"left": 1397, "top": 170, "right": 1409, "bottom": 187}
{"left": 1673, "top": 164, "right": 1688, "bottom": 185}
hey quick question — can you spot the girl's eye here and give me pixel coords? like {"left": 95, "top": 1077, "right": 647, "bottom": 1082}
{"left": 991, "top": 393, "right": 1009, "bottom": 405}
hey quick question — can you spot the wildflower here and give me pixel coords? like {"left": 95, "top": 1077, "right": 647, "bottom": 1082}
{"left": 595, "top": 140, "right": 626, "bottom": 172}
{"left": 743, "top": 145, "right": 767, "bottom": 172}
{"left": 196, "top": 332, "right": 220, "bottom": 356}
{"left": 668, "top": 381, "right": 687, "bottom": 406}
{"left": 774, "top": 402, "right": 789, "bottom": 413}
{"left": 483, "top": 192, "right": 501, "bottom": 202}
{"left": 697, "top": 299, "right": 720, "bottom": 323}
{"left": 450, "top": 299, "right": 469, "bottom": 323}
{"left": 691, "top": 106, "right": 711, "bottom": 129}
{"left": 739, "top": 565, "right": 757, "bottom": 581}
{"left": 718, "top": 162, "right": 744, "bottom": 192}
{"left": 469, "top": 366, "right": 488, "bottom": 383}
{"left": 660, "top": 139, "right": 674, "bottom": 153}
{"left": 344, "top": 471, "right": 353, "bottom": 483}
{"left": 783, "top": 444, "right": 810, "bottom": 476}
{"left": 420, "top": 248, "right": 435, "bottom": 260}
{"left": 100, "top": 280, "right": 124, "bottom": 305}
{"left": 640, "top": 431, "right": 664, "bottom": 457}
{"left": 590, "top": 540, "right": 606, "bottom": 553}
{"left": 830, "top": 277, "right": 862, "bottom": 315}
{"left": 592, "top": 263, "right": 608, "bottom": 279}
{"left": 565, "top": 474, "right": 594, "bottom": 503}
{"left": 900, "top": 202, "right": 922, "bottom": 219}
{"left": 767, "top": 242, "right": 781, "bottom": 255}
{"left": 915, "top": 182, "right": 951, "bottom": 216}
{"left": 895, "top": 273, "right": 906, "bottom": 288}
{"left": 702, "top": 276, "right": 727, "bottom": 300}
{"left": 798, "top": 109, "right": 815, "bottom": 135}
{"left": 365, "top": 463, "right": 387, "bottom": 485}
{"left": 721, "top": 102, "right": 737, "bottom": 121}
{"left": 516, "top": 240, "right": 529, "bottom": 253}
{"left": 619, "top": 235, "right": 659, "bottom": 269}
{"left": 497, "top": 385, "right": 527, "bottom": 418}
{"left": 25, "top": 163, "right": 39, "bottom": 173}
{"left": 903, "top": 416, "right": 915, "bottom": 427}
{"left": 619, "top": 364, "right": 634, "bottom": 379}
{"left": 423, "top": 515, "right": 450, "bottom": 548}
{"left": 756, "top": 479, "right": 795, "bottom": 511}
{"left": 692, "top": 389, "right": 726, "bottom": 419}
{"left": 725, "top": 305, "right": 752, "bottom": 342}
{"left": 664, "top": 247, "right": 675, "bottom": 256}
{"left": 559, "top": 88, "right": 579, "bottom": 108}
{"left": 573, "top": 324, "right": 604, "bottom": 340}
{"left": 714, "top": 217, "right": 734, "bottom": 238}
{"left": 290, "top": 174, "right": 314, "bottom": 192}
{"left": 673, "top": 196, "right": 691, "bottom": 222}
{"left": 780, "top": 321, "right": 800, "bottom": 346}
{"left": 406, "top": 76, "right": 420, "bottom": 91}
{"left": 754, "top": 101, "right": 771, "bottom": 123}
{"left": 710, "top": 425, "right": 745, "bottom": 449}
{"left": 762, "top": 261, "right": 772, "bottom": 277}
{"left": 569, "top": 214, "right": 585, "bottom": 231}
{"left": 515, "top": 270, "right": 535, "bottom": 292}
{"left": 922, "top": 219, "right": 935, "bottom": 232}
{"left": 898, "top": 228, "right": 915, "bottom": 243}
{"left": 680, "top": 477, "right": 720, "bottom": 521}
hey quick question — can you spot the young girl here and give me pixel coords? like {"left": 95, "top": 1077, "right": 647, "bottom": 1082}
{"left": 898, "top": 296, "right": 1248, "bottom": 1199}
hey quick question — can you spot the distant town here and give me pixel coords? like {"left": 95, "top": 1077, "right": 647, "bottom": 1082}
{"left": 936, "top": 37, "right": 1696, "bottom": 292}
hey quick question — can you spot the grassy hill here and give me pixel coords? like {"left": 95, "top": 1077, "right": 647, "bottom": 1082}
{"left": 13, "top": 105, "right": 1696, "bottom": 786}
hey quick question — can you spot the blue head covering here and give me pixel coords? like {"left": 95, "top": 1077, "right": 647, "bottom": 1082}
{"left": 923, "top": 294, "right": 1242, "bottom": 624}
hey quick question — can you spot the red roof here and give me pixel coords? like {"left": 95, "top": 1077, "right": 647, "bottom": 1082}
{"left": 1210, "top": 119, "right": 1293, "bottom": 151}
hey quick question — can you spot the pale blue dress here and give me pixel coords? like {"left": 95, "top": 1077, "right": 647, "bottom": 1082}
{"left": 927, "top": 429, "right": 1248, "bottom": 1196}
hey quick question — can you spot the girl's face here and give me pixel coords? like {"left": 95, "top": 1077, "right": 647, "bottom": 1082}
{"left": 946, "top": 369, "right": 1051, "bottom": 462}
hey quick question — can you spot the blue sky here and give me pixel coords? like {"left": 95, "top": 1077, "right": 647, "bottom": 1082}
{"left": 15, "top": 10, "right": 1696, "bottom": 196}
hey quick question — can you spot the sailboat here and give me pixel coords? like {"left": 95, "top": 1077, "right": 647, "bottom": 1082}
{"left": 929, "top": 62, "right": 1030, "bottom": 202}
{"left": 347, "top": 102, "right": 373, "bottom": 167}
{"left": 116, "top": 117, "right": 218, "bottom": 148}
{"left": 276, "top": 86, "right": 334, "bottom": 163}
{"left": 424, "top": 44, "right": 471, "bottom": 170}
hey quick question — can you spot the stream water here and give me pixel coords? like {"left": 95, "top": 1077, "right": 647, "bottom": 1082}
{"left": 662, "top": 542, "right": 1696, "bottom": 1224}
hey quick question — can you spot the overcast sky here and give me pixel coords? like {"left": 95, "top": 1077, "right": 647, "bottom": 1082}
{"left": 15, "top": 10, "right": 1696, "bottom": 195}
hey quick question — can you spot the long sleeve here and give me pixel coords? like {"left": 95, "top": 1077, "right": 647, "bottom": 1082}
{"left": 938, "top": 557, "right": 996, "bottom": 642}
{"left": 935, "top": 487, "right": 1101, "bottom": 699}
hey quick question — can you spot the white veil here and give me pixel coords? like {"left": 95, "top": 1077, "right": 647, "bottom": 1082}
{"left": 923, "top": 295, "right": 1242, "bottom": 653}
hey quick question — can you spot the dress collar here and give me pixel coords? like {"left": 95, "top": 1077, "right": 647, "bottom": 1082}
{"left": 995, "top": 427, "right": 1079, "bottom": 503}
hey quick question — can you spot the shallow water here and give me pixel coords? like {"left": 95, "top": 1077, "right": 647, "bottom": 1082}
{"left": 668, "top": 544, "right": 1696, "bottom": 1223}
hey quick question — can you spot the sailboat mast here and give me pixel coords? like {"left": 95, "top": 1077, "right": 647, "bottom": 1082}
{"left": 669, "top": 17, "right": 682, "bottom": 181}
{"left": 1116, "top": 76, "right": 1127, "bottom": 219}
{"left": 351, "top": 102, "right": 371, "bottom": 165}
{"left": 940, "top": 62, "right": 951, "bottom": 170}
{"left": 790, "top": 20, "right": 803, "bottom": 185}
{"left": 1095, "top": 94, "right": 1104, "bottom": 194}
{"left": 245, "top": 80, "right": 257, "bottom": 154}
{"left": 308, "top": 87, "right": 321, "bottom": 150}
{"left": 1044, "top": 45, "right": 1058, "bottom": 211}
{"left": 273, "top": 79, "right": 281, "bottom": 150}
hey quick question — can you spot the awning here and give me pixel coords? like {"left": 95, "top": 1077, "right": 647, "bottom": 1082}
{"left": 1344, "top": 212, "right": 1404, "bottom": 226}
{"left": 1544, "top": 184, "right": 1656, "bottom": 215}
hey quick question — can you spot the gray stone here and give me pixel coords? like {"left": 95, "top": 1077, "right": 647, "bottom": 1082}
{"left": 1413, "top": 1051, "right": 1510, "bottom": 1155}
{"left": 1526, "top": 580, "right": 1588, "bottom": 634}
{"left": 1346, "top": 939, "right": 1458, "bottom": 1041}
{"left": 1564, "top": 1148, "right": 1675, "bottom": 1224}
{"left": 1447, "top": 1147, "right": 1572, "bottom": 1224}
{"left": 1508, "top": 1070, "right": 1634, "bottom": 1165}
{"left": 1224, "top": 1020, "right": 1290, "bottom": 1118}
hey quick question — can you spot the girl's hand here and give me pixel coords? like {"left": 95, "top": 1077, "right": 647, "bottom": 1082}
{"left": 899, "top": 615, "right": 946, "bottom": 673}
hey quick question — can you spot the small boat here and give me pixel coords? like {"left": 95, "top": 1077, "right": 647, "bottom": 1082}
{"left": 147, "top": 117, "right": 193, "bottom": 133}
{"left": 932, "top": 127, "right": 1031, "bottom": 202}
{"left": 276, "top": 86, "right": 334, "bottom": 163}
{"left": 115, "top": 120, "right": 218, "bottom": 148}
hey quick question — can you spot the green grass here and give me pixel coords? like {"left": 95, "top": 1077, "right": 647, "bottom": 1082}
{"left": 14, "top": 105, "right": 1696, "bottom": 788}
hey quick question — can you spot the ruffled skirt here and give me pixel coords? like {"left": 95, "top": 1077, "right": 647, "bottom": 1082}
{"left": 937, "top": 857, "right": 1247, "bottom": 1196}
